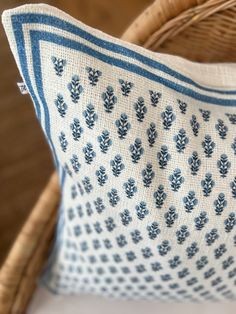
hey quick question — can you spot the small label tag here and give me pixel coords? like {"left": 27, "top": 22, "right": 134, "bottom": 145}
{"left": 17, "top": 82, "right": 29, "bottom": 95}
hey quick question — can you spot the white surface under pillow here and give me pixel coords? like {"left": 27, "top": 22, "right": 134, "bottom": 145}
{"left": 28, "top": 286, "right": 236, "bottom": 314}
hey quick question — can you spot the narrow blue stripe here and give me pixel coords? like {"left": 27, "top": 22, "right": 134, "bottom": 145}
{"left": 31, "top": 30, "right": 236, "bottom": 106}
{"left": 11, "top": 13, "right": 236, "bottom": 96}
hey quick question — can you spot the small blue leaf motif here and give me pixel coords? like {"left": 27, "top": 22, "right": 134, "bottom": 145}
{"left": 142, "top": 163, "right": 155, "bottom": 187}
{"left": 224, "top": 213, "right": 236, "bottom": 233}
{"left": 82, "top": 176, "right": 93, "bottom": 193}
{"left": 176, "top": 225, "right": 190, "bottom": 244}
{"left": 94, "top": 197, "right": 105, "bottom": 214}
{"left": 157, "top": 145, "right": 171, "bottom": 169}
{"left": 161, "top": 106, "right": 176, "bottom": 130}
{"left": 147, "top": 222, "right": 160, "bottom": 240}
{"left": 146, "top": 123, "right": 157, "bottom": 147}
{"left": 158, "top": 240, "right": 171, "bottom": 256}
{"left": 102, "top": 86, "right": 117, "bottom": 113}
{"left": 194, "top": 211, "right": 208, "bottom": 230}
{"left": 51, "top": 56, "right": 66, "bottom": 76}
{"left": 169, "top": 168, "right": 184, "bottom": 191}
{"left": 135, "top": 201, "right": 149, "bottom": 220}
{"left": 115, "top": 113, "right": 131, "bottom": 139}
{"left": 190, "top": 115, "right": 200, "bottom": 136}
{"left": 225, "top": 113, "right": 236, "bottom": 125}
{"left": 205, "top": 229, "right": 219, "bottom": 246}
{"left": 116, "top": 234, "right": 127, "bottom": 247}
{"left": 186, "top": 242, "right": 199, "bottom": 259}
{"left": 177, "top": 99, "right": 187, "bottom": 114}
{"left": 86, "top": 67, "right": 102, "bottom": 86}
{"left": 83, "top": 103, "right": 98, "bottom": 129}
{"left": 214, "top": 193, "right": 227, "bottom": 215}
{"left": 83, "top": 142, "right": 96, "bottom": 164}
{"left": 132, "top": 230, "right": 143, "bottom": 245}
{"left": 59, "top": 131, "right": 68, "bottom": 152}
{"left": 105, "top": 217, "right": 116, "bottom": 232}
{"left": 70, "top": 154, "right": 81, "bottom": 173}
{"left": 201, "top": 173, "right": 215, "bottom": 196}
{"left": 215, "top": 119, "right": 228, "bottom": 139}
{"left": 107, "top": 188, "right": 120, "bottom": 207}
{"left": 54, "top": 94, "right": 67, "bottom": 117}
{"left": 231, "top": 137, "right": 236, "bottom": 155}
{"left": 199, "top": 108, "right": 211, "bottom": 122}
{"left": 149, "top": 90, "right": 161, "bottom": 107}
{"left": 230, "top": 176, "right": 236, "bottom": 198}
{"left": 119, "top": 79, "right": 134, "bottom": 96}
{"left": 214, "top": 244, "right": 227, "bottom": 259}
{"left": 154, "top": 185, "right": 167, "bottom": 208}
{"left": 202, "top": 135, "right": 215, "bottom": 157}
{"left": 129, "top": 138, "right": 144, "bottom": 163}
{"left": 164, "top": 206, "right": 178, "bottom": 227}
{"left": 222, "top": 256, "right": 234, "bottom": 270}
{"left": 110, "top": 154, "right": 125, "bottom": 177}
{"left": 173, "top": 128, "right": 189, "bottom": 153}
{"left": 120, "top": 209, "right": 132, "bottom": 226}
{"left": 70, "top": 118, "right": 83, "bottom": 141}
{"left": 134, "top": 97, "right": 147, "bottom": 122}
{"left": 95, "top": 166, "right": 108, "bottom": 186}
{"left": 68, "top": 75, "right": 83, "bottom": 103}
{"left": 217, "top": 154, "right": 231, "bottom": 178}
{"left": 97, "top": 130, "right": 112, "bottom": 153}
{"left": 169, "top": 256, "right": 181, "bottom": 269}
{"left": 183, "top": 191, "right": 198, "bottom": 213}
{"left": 188, "top": 151, "right": 201, "bottom": 175}
{"left": 123, "top": 178, "right": 137, "bottom": 199}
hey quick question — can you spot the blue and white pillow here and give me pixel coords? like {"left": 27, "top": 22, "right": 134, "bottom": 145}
{"left": 2, "top": 4, "right": 236, "bottom": 301}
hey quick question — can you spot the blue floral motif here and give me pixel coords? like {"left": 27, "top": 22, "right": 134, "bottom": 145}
{"left": 131, "top": 230, "right": 143, "bottom": 244}
{"left": 153, "top": 185, "right": 167, "bottom": 208}
{"left": 194, "top": 211, "right": 208, "bottom": 230}
{"left": 230, "top": 176, "right": 236, "bottom": 198}
{"left": 215, "top": 119, "right": 228, "bottom": 139}
{"left": 94, "top": 197, "right": 105, "bottom": 214}
{"left": 135, "top": 201, "right": 149, "bottom": 220}
{"left": 199, "top": 109, "right": 211, "bottom": 121}
{"left": 202, "top": 135, "right": 215, "bottom": 157}
{"left": 146, "top": 122, "right": 157, "bottom": 147}
{"left": 224, "top": 213, "right": 236, "bottom": 233}
{"left": 196, "top": 256, "right": 208, "bottom": 270}
{"left": 186, "top": 242, "right": 199, "bottom": 259}
{"left": 214, "top": 244, "right": 227, "bottom": 259}
{"left": 205, "top": 229, "right": 219, "bottom": 246}
{"left": 169, "top": 168, "right": 184, "bottom": 191}
{"left": 115, "top": 113, "right": 131, "bottom": 139}
{"left": 83, "top": 143, "right": 96, "bottom": 164}
{"left": 188, "top": 151, "right": 201, "bottom": 175}
{"left": 201, "top": 173, "right": 215, "bottom": 196}
{"left": 164, "top": 206, "right": 178, "bottom": 227}
{"left": 142, "top": 163, "right": 155, "bottom": 187}
{"left": 176, "top": 225, "right": 189, "bottom": 244}
{"left": 97, "top": 130, "right": 112, "bottom": 153}
{"left": 107, "top": 188, "right": 120, "bottom": 207}
{"left": 70, "top": 118, "right": 83, "bottom": 141}
{"left": 174, "top": 128, "right": 189, "bottom": 153}
{"left": 225, "top": 113, "right": 236, "bottom": 125}
{"left": 110, "top": 154, "right": 125, "bottom": 177}
{"left": 123, "top": 178, "right": 137, "bottom": 198}
{"left": 177, "top": 99, "right": 187, "bottom": 114}
{"left": 68, "top": 75, "right": 83, "bottom": 103}
{"left": 147, "top": 222, "right": 160, "bottom": 239}
{"left": 190, "top": 115, "right": 200, "bottom": 136}
{"left": 129, "top": 138, "right": 144, "bottom": 163}
{"left": 158, "top": 240, "right": 171, "bottom": 256}
{"left": 102, "top": 86, "right": 117, "bottom": 113}
{"left": 183, "top": 191, "right": 198, "bottom": 213}
{"left": 82, "top": 176, "right": 93, "bottom": 193}
{"left": 70, "top": 154, "right": 81, "bottom": 173}
{"left": 83, "top": 103, "right": 98, "bottom": 129}
{"left": 86, "top": 67, "right": 102, "bottom": 86}
{"left": 59, "top": 131, "right": 68, "bottom": 152}
{"left": 51, "top": 56, "right": 66, "bottom": 76}
{"left": 134, "top": 97, "right": 147, "bottom": 122}
{"left": 120, "top": 209, "right": 132, "bottom": 226}
{"left": 54, "top": 94, "right": 67, "bottom": 117}
{"left": 149, "top": 90, "right": 161, "bottom": 107}
{"left": 157, "top": 145, "right": 171, "bottom": 169}
{"left": 161, "top": 106, "right": 176, "bottom": 130}
{"left": 119, "top": 79, "right": 134, "bottom": 96}
{"left": 217, "top": 154, "right": 231, "bottom": 178}
{"left": 214, "top": 193, "right": 227, "bottom": 215}
{"left": 105, "top": 217, "right": 116, "bottom": 232}
{"left": 95, "top": 166, "right": 108, "bottom": 186}
{"left": 169, "top": 256, "right": 181, "bottom": 268}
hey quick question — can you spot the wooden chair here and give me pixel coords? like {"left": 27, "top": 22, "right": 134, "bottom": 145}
{"left": 1, "top": 0, "right": 236, "bottom": 312}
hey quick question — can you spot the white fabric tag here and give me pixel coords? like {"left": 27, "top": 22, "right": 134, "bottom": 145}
{"left": 17, "top": 81, "right": 29, "bottom": 94}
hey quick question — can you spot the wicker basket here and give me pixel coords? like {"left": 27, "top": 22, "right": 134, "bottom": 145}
{"left": 1, "top": 0, "right": 236, "bottom": 313}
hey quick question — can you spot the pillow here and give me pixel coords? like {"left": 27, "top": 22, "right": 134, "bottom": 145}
{"left": 2, "top": 4, "right": 236, "bottom": 302}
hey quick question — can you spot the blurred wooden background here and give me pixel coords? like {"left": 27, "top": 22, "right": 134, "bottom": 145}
{"left": 0, "top": 0, "right": 152, "bottom": 265}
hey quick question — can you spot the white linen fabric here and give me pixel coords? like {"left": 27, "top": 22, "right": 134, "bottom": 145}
{"left": 2, "top": 4, "right": 236, "bottom": 302}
